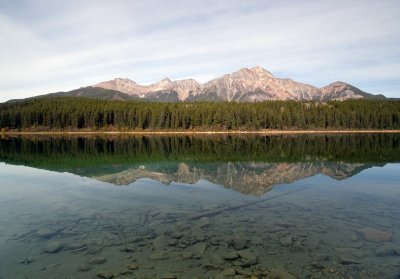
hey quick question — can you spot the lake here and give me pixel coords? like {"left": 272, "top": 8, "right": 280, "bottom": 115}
{"left": 0, "top": 134, "right": 399, "bottom": 279}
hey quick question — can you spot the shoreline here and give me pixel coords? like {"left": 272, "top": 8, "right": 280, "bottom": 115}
{"left": 1, "top": 130, "right": 400, "bottom": 136}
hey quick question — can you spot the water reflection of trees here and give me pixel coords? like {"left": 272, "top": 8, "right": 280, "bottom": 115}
{"left": 0, "top": 134, "right": 399, "bottom": 172}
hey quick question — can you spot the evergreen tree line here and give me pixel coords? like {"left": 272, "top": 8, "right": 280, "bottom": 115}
{"left": 1, "top": 97, "right": 400, "bottom": 130}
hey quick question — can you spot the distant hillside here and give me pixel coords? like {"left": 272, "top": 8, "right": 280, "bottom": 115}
{"left": 46, "top": 87, "right": 139, "bottom": 101}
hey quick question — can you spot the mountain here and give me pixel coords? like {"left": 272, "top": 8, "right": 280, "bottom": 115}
{"left": 94, "top": 77, "right": 202, "bottom": 101}
{"left": 320, "top": 82, "right": 386, "bottom": 101}
{"left": 88, "top": 66, "right": 384, "bottom": 102}
{"left": 11, "top": 66, "right": 385, "bottom": 102}
{"left": 46, "top": 86, "right": 139, "bottom": 101}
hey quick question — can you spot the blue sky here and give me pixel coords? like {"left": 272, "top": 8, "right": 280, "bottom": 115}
{"left": 0, "top": 0, "right": 399, "bottom": 101}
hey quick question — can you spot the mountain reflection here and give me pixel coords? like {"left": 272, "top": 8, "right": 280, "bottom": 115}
{"left": 0, "top": 134, "right": 399, "bottom": 195}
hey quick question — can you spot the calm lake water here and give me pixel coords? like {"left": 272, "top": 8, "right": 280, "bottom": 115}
{"left": 0, "top": 134, "right": 400, "bottom": 279}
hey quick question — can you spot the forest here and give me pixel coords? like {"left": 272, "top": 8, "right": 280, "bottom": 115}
{"left": 0, "top": 97, "right": 400, "bottom": 131}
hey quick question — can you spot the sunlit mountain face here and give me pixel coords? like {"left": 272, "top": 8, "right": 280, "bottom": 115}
{"left": 33, "top": 67, "right": 386, "bottom": 102}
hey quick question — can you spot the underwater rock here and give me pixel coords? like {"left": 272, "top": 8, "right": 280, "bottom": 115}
{"left": 97, "top": 271, "right": 114, "bottom": 278}
{"left": 202, "top": 257, "right": 221, "bottom": 270}
{"left": 127, "top": 236, "right": 143, "bottom": 243}
{"left": 234, "top": 267, "right": 252, "bottom": 277}
{"left": 232, "top": 235, "right": 248, "bottom": 250}
{"left": 270, "top": 266, "right": 296, "bottom": 279}
{"left": 127, "top": 263, "right": 139, "bottom": 270}
{"left": 223, "top": 250, "right": 239, "bottom": 260}
{"left": 210, "top": 236, "right": 220, "bottom": 246}
{"left": 162, "top": 272, "right": 178, "bottom": 279}
{"left": 149, "top": 252, "right": 169, "bottom": 260}
{"left": 280, "top": 236, "right": 293, "bottom": 247}
{"left": 237, "top": 250, "right": 257, "bottom": 266}
{"left": 37, "top": 228, "right": 59, "bottom": 238}
{"left": 89, "top": 257, "right": 107, "bottom": 265}
{"left": 170, "top": 231, "right": 184, "bottom": 239}
{"left": 19, "top": 257, "right": 34, "bottom": 265}
{"left": 335, "top": 247, "right": 364, "bottom": 258}
{"left": 153, "top": 236, "right": 175, "bottom": 250}
{"left": 44, "top": 240, "right": 63, "bottom": 253}
{"left": 197, "top": 217, "right": 211, "bottom": 228}
{"left": 66, "top": 241, "right": 86, "bottom": 251}
{"left": 202, "top": 253, "right": 225, "bottom": 270}
{"left": 181, "top": 251, "right": 193, "bottom": 259}
{"left": 223, "top": 267, "right": 237, "bottom": 276}
{"left": 87, "top": 245, "right": 103, "bottom": 255}
{"left": 209, "top": 254, "right": 225, "bottom": 266}
{"left": 189, "top": 242, "right": 207, "bottom": 256}
{"left": 305, "top": 235, "right": 321, "bottom": 250}
{"left": 339, "top": 256, "right": 361, "bottom": 265}
{"left": 375, "top": 245, "right": 398, "bottom": 257}
{"left": 79, "top": 263, "right": 92, "bottom": 272}
{"left": 360, "top": 227, "right": 392, "bottom": 242}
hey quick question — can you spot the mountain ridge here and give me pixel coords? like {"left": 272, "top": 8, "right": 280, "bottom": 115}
{"left": 7, "top": 66, "right": 388, "bottom": 103}
{"left": 91, "top": 66, "right": 385, "bottom": 102}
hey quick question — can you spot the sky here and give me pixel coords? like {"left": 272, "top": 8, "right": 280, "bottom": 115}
{"left": 0, "top": 0, "right": 399, "bottom": 102}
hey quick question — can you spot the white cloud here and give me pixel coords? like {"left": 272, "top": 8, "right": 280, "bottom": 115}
{"left": 0, "top": 0, "right": 399, "bottom": 101}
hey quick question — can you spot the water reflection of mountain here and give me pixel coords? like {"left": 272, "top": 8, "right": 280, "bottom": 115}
{"left": 93, "top": 161, "right": 375, "bottom": 195}
{"left": 0, "top": 134, "right": 398, "bottom": 195}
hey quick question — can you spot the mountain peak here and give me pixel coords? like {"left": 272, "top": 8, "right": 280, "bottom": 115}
{"left": 326, "top": 81, "right": 350, "bottom": 87}
{"left": 161, "top": 78, "right": 172, "bottom": 83}
{"left": 93, "top": 78, "right": 146, "bottom": 95}
{"left": 148, "top": 78, "right": 173, "bottom": 91}
{"left": 250, "top": 66, "right": 273, "bottom": 76}
{"left": 234, "top": 66, "right": 274, "bottom": 78}
{"left": 88, "top": 67, "right": 382, "bottom": 102}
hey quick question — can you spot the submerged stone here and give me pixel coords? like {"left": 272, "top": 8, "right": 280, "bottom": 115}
{"left": 152, "top": 235, "right": 175, "bottom": 250}
{"left": 37, "top": 228, "right": 59, "bottom": 238}
{"left": 181, "top": 251, "right": 193, "bottom": 259}
{"left": 334, "top": 247, "right": 364, "bottom": 258}
{"left": 270, "top": 266, "right": 296, "bottom": 279}
{"left": 223, "top": 267, "right": 237, "bottom": 276}
{"left": 305, "top": 235, "right": 320, "bottom": 250}
{"left": 360, "top": 227, "right": 392, "bottom": 243}
{"left": 97, "top": 271, "right": 114, "bottom": 279}
{"left": 44, "top": 241, "right": 63, "bottom": 253}
{"left": 223, "top": 251, "right": 239, "bottom": 260}
{"left": 232, "top": 235, "right": 248, "bottom": 250}
{"left": 127, "top": 263, "right": 139, "bottom": 270}
{"left": 339, "top": 256, "right": 361, "bottom": 265}
{"left": 149, "top": 252, "right": 169, "bottom": 260}
{"left": 280, "top": 236, "right": 293, "bottom": 247}
{"left": 79, "top": 263, "right": 92, "bottom": 272}
{"left": 375, "top": 245, "right": 399, "bottom": 257}
{"left": 190, "top": 242, "right": 207, "bottom": 256}
{"left": 162, "top": 272, "right": 178, "bottom": 279}
{"left": 197, "top": 217, "right": 211, "bottom": 228}
{"left": 237, "top": 250, "right": 257, "bottom": 266}
{"left": 89, "top": 257, "right": 107, "bottom": 265}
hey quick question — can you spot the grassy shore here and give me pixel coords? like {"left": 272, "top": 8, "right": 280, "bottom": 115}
{"left": 1, "top": 129, "right": 400, "bottom": 136}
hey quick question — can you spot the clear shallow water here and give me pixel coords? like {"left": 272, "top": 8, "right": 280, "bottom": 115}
{"left": 0, "top": 135, "right": 400, "bottom": 279}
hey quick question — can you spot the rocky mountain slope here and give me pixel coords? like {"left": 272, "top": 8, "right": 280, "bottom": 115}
{"left": 91, "top": 66, "right": 385, "bottom": 102}
{"left": 41, "top": 66, "right": 385, "bottom": 102}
